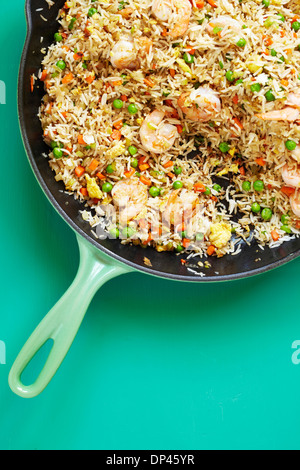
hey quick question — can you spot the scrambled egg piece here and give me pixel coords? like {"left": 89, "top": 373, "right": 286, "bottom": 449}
{"left": 106, "top": 141, "right": 125, "bottom": 160}
{"left": 85, "top": 174, "right": 102, "bottom": 199}
{"left": 209, "top": 223, "right": 232, "bottom": 249}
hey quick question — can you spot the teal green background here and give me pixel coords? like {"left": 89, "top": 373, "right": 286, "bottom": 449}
{"left": 1, "top": 1, "right": 300, "bottom": 450}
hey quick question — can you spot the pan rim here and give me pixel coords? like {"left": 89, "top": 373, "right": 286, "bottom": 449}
{"left": 18, "top": 0, "right": 300, "bottom": 283}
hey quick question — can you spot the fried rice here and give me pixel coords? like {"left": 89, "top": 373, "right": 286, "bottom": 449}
{"left": 38, "top": 0, "right": 300, "bottom": 258}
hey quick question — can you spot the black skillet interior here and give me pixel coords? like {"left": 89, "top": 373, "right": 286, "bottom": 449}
{"left": 19, "top": 0, "right": 300, "bottom": 282}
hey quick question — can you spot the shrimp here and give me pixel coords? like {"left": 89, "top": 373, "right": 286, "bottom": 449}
{"left": 110, "top": 36, "right": 153, "bottom": 69}
{"left": 140, "top": 110, "right": 178, "bottom": 154}
{"left": 281, "top": 164, "right": 300, "bottom": 218}
{"left": 162, "top": 188, "right": 200, "bottom": 229}
{"left": 111, "top": 177, "right": 148, "bottom": 225}
{"left": 256, "top": 92, "right": 300, "bottom": 122}
{"left": 206, "top": 15, "right": 242, "bottom": 39}
{"left": 110, "top": 37, "right": 138, "bottom": 70}
{"left": 282, "top": 163, "right": 300, "bottom": 188}
{"left": 290, "top": 191, "right": 300, "bottom": 218}
{"left": 178, "top": 87, "right": 221, "bottom": 122}
{"left": 152, "top": 0, "right": 192, "bottom": 38}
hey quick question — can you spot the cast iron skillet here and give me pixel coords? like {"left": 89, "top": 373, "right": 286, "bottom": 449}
{"left": 9, "top": 0, "right": 300, "bottom": 398}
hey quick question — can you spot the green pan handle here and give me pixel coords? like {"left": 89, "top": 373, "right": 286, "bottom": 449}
{"left": 8, "top": 235, "right": 130, "bottom": 399}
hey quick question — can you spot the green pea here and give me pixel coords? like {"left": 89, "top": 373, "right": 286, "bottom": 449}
{"left": 285, "top": 140, "right": 297, "bottom": 151}
{"left": 281, "top": 225, "right": 292, "bottom": 234}
{"left": 253, "top": 180, "right": 265, "bottom": 192}
{"left": 242, "top": 181, "right": 251, "bottom": 192}
{"left": 102, "top": 182, "right": 113, "bottom": 193}
{"left": 277, "top": 13, "right": 285, "bottom": 22}
{"left": 174, "top": 166, "right": 182, "bottom": 175}
{"left": 262, "top": 0, "right": 270, "bottom": 7}
{"left": 88, "top": 7, "right": 98, "bottom": 16}
{"left": 204, "top": 187, "right": 211, "bottom": 196}
{"left": 265, "top": 90, "right": 276, "bottom": 102}
{"left": 131, "top": 158, "right": 138, "bottom": 168}
{"left": 54, "top": 33, "right": 63, "bottom": 42}
{"left": 149, "top": 186, "right": 160, "bottom": 197}
{"left": 261, "top": 207, "right": 273, "bottom": 221}
{"left": 106, "top": 165, "right": 114, "bottom": 174}
{"left": 53, "top": 147, "right": 63, "bottom": 159}
{"left": 219, "top": 142, "right": 230, "bottom": 153}
{"left": 292, "top": 21, "right": 300, "bottom": 32}
{"left": 128, "top": 145, "right": 138, "bottom": 156}
{"left": 251, "top": 202, "right": 261, "bottom": 213}
{"left": 176, "top": 244, "right": 184, "bottom": 253}
{"left": 213, "top": 184, "right": 222, "bottom": 192}
{"left": 109, "top": 227, "right": 120, "bottom": 239}
{"left": 56, "top": 60, "right": 66, "bottom": 70}
{"left": 270, "top": 49, "right": 277, "bottom": 56}
{"left": 113, "top": 99, "right": 123, "bottom": 109}
{"left": 226, "top": 70, "right": 235, "bottom": 82}
{"left": 281, "top": 214, "right": 290, "bottom": 225}
{"left": 122, "top": 226, "right": 135, "bottom": 238}
{"left": 236, "top": 38, "right": 246, "bottom": 47}
{"left": 183, "top": 52, "right": 194, "bottom": 64}
{"left": 173, "top": 181, "right": 183, "bottom": 189}
{"left": 251, "top": 83, "right": 261, "bottom": 93}
{"left": 128, "top": 103, "right": 138, "bottom": 114}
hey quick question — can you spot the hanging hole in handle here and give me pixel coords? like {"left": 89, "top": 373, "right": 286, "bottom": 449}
{"left": 20, "top": 339, "right": 54, "bottom": 386}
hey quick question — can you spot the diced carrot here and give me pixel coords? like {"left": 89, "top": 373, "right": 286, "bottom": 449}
{"left": 85, "top": 74, "right": 95, "bottom": 84}
{"left": 80, "top": 187, "right": 88, "bottom": 197}
{"left": 207, "top": 245, "right": 216, "bottom": 256}
{"left": 232, "top": 94, "right": 239, "bottom": 105}
{"left": 113, "top": 119, "right": 123, "bottom": 130}
{"left": 167, "top": 172, "right": 175, "bottom": 179}
{"left": 110, "top": 129, "right": 122, "bottom": 141}
{"left": 96, "top": 172, "right": 106, "bottom": 180}
{"left": 281, "top": 186, "right": 295, "bottom": 197}
{"left": 176, "top": 124, "right": 183, "bottom": 134}
{"left": 121, "top": 95, "right": 128, "bottom": 102}
{"left": 163, "top": 161, "right": 174, "bottom": 168}
{"left": 169, "top": 68, "right": 176, "bottom": 78}
{"left": 124, "top": 168, "right": 136, "bottom": 178}
{"left": 144, "top": 78, "right": 155, "bottom": 88}
{"left": 140, "top": 175, "right": 151, "bottom": 186}
{"left": 138, "top": 156, "right": 148, "bottom": 166}
{"left": 62, "top": 72, "right": 74, "bottom": 84}
{"left": 194, "top": 182, "right": 206, "bottom": 193}
{"left": 233, "top": 117, "right": 243, "bottom": 129}
{"left": 281, "top": 79, "right": 289, "bottom": 87}
{"left": 271, "top": 230, "right": 280, "bottom": 242}
{"left": 62, "top": 45, "right": 70, "bottom": 52}
{"left": 73, "top": 52, "right": 84, "bottom": 60}
{"left": 78, "top": 135, "right": 87, "bottom": 145}
{"left": 264, "top": 36, "right": 273, "bottom": 46}
{"left": 110, "top": 79, "right": 123, "bottom": 87}
{"left": 75, "top": 166, "right": 85, "bottom": 177}
{"left": 182, "top": 238, "right": 190, "bottom": 248}
{"left": 66, "top": 146, "right": 73, "bottom": 153}
{"left": 255, "top": 157, "right": 266, "bottom": 166}
{"left": 187, "top": 46, "right": 195, "bottom": 55}
{"left": 239, "top": 166, "right": 245, "bottom": 176}
{"left": 206, "top": 0, "right": 217, "bottom": 7}
{"left": 139, "top": 163, "right": 150, "bottom": 172}
{"left": 89, "top": 159, "right": 99, "bottom": 171}
{"left": 162, "top": 28, "right": 168, "bottom": 37}
{"left": 280, "top": 29, "right": 286, "bottom": 37}
{"left": 196, "top": 0, "right": 205, "bottom": 8}
{"left": 40, "top": 70, "right": 48, "bottom": 81}
{"left": 61, "top": 112, "right": 69, "bottom": 118}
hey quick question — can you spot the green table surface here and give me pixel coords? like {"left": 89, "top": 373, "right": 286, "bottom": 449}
{"left": 1, "top": 1, "right": 300, "bottom": 451}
